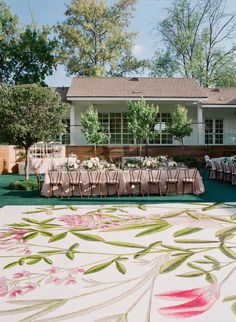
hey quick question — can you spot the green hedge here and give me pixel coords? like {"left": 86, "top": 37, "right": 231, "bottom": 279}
{"left": 8, "top": 180, "right": 38, "bottom": 190}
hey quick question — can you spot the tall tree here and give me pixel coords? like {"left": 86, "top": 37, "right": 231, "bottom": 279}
{"left": 151, "top": 0, "right": 236, "bottom": 87}
{"left": 169, "top": 105, "right": 193, "bottom": 160}
{"left": 0, "top": 0, "right": 18, "bottom": 83}
{"left": 0, "top": 85, "right": 69, "bottom": 180}
{"left": 126, "top": 98, "right": 158, "bottom": 156}
{"left": 81, "top": 106, "right": 109, "bottom": 156}
{"left": 9, "top": 27, "right": 59, "bottom": 85}
{"left": 57, "top": 0, "right": 146, "bottom": 76}
{"left": 0, "top": 1, "right": 58, "bottom": 85}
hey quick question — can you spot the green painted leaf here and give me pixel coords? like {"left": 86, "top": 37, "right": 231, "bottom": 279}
{"left": 159, "top": 255, "right": 191, "bottom": 274}
{"left": 193, "top": 260, "right": 212, "bottom": 264}
{"left": 134, "top": 249, "right": 150, "bottom": 259}
{"left": 161, "top": 210, "right": 186, "bottom": 219}
{"left": 223, "top": 295, "right": 236, "bottom": 302}
{"left": 69, "top": 243, "right": 79, "bottom": 250}
{"left": 38, "top": 250, "right": 61, "bottom": 255}
{"left": 148, "top": 241, "right": 162, "bottom": 248}
{"left": 215, "top": 226, "right": 236, "bottom": 238}
{"left": 39, "top": 218, "right": 56, "bottom": 224}
{"left": 67, "top": 205, "right": 78, "bottom": 211}
{"left": 231, "top": 214, "right": 236, "bottom": 220}
{"left": 27, "top": 258, "right": 41, "bottom": 265}
{"left": 202, "top": 202, "right": 224, "bottom": 211}
{"left": 48, "top": 232, "right": 67, "bottom": 243}
{"left": 22, "top": 218, "right": 40, "bottom": 223}
{"left": 101, "top": 223, "right": 158, "bottom": 232}
{"left": 175, "top": 239, "right": 218, "bottom": 244}
{"left": 71, "top": 232, "right": 105, "bottom": 242}
{"left": 4, "top": 261, "right": 19, "bottom": 269}
{"left": 177, "top": 271, "right": 204, "bottom": 277}
{"left": 138, "top": 204, "right": 147, "bottom": 211}
{"left": 19, "top": 258, "right": 26, "bottom": 265}
{"left": 205, "top": 272, "right": 217, "bottom": 284}
{"left": 174, "top": 227, "right": 202, "bottom": 237}
{"left": 43, "top": 258, "right": 53, "bottom": 265}
{"left": 204, "top": 255, "right": 219, "bottom": 263}
{"left": 115, "top": 261, "right": 126, "bottom": 274}
{"left": 23, "top": 232, "right": 38, "bottom": 240}
{"left": 187, "top": 262, "right": 206, "bottom": 272}
{"left": 135, "top": 222, "right": 170, "bottom": 237}
{"left": 105, "top": 241, "right": 145, "bottom": 249}
{"left": 66, "top": 251, "right": 74, "bottom": 260}
{"left": 84, "top": 261, "right": 113, "bottom": 274}
{"left": 219, "top": 243, "right": 236, "bottom": 259}
{"left": 232, "top": 302, "right": 236, "bottom": 316}
{"left": 39, "top": 231, "right": 53, "bottom": 237}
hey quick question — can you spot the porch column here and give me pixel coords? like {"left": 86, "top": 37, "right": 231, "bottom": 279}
{"left": 70, "top": 105, "right": 76, "bottom": 145}
{"left": 197, "top": 104, "right": 203, "bottom": 145}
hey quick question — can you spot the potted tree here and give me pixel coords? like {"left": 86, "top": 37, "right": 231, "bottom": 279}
{"left": 81, "top": 106, "right": 109, "bottom": 157}
{"left": 169, "top": 105, "right": 193, "bottom": 161}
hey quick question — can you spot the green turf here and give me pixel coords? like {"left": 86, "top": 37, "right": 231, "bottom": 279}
{"left": 0, "top": 172, "right": 235, "bottom": 207}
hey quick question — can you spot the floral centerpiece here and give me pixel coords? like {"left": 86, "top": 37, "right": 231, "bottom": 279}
{"left": 81, "top": 157, "right": 114, "bottom": 170}
{"left": 141, "top": 155, "right": 169, "bottom": 169}
{"left": 231, "top": 155, "right": 236, "bottom": 163}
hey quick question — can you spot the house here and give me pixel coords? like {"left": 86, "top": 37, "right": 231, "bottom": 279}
{"left": 56, "top": 77, "right": 236, "bottom": 159}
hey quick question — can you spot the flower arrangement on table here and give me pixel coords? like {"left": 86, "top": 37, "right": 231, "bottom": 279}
{"left": 231, "top": 155, "right": 236, "bottom": 163}
{"left": 123, "top": 159, "right": 140, "bottom": 169}
{"left": 81, "top": 157, "right": 114, "bottom": 170}
{"left": 141, "top": 155, "right": 169, "bottom": 169}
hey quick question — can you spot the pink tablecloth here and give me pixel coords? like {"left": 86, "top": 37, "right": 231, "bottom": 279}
{"left": 41, "top": 169, "right": 204, "bottom": 197}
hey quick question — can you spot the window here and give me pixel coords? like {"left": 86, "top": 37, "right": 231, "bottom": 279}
{"left": 60, "top": 119, "right": 70, "bottom": 145}
{"left": 150, "top": 113, "right": 173, "bottom": 144}
{"left": 98, "top": 112, "right": 134, "bottom": 144}
{"left": 205, "top": 118, "right": 223, "bottom": 145}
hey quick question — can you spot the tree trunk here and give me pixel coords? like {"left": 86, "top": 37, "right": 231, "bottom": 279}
{"left": 25, "top": 147, "right": 30, "bottom": 181}
{"left": 181, "top": 139, "right": 184, "bottom": 162}
{"left": 139, "top": 144, "right": 142, "bottom": 157}
{"left": 145, "top": 139, "right": 148, "bottom": 157}
{"left": 94, "top": 144, "right": 97, "bottom": 157}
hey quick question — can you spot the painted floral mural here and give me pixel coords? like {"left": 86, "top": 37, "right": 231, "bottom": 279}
{"left": 0, "top": 203, "right": 236, "bottom": 321}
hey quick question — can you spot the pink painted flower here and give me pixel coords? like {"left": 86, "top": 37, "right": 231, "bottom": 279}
{"left": 155, "top": 284, "right": 220, "bottom": 318}
{"left": 64, "top": 274, "right": 77, "bottom": 285}
{"left": 59, "top": 214, "right": 103, "bottom": 229}
{"left": 13, "top": 270, "right": 31, "bottom": 279}
{"left": 69, "top": 267, "right": 85, "bottom": 274}
{"left": 21, "top": 283, "right": 37, "bottom": 294}
{"left": 9, "top": 286, "right": 23, "bottom": 297}
{"left": 45, "top": 276, "right": 62, "bottom": 285}
{"left": 0, "top": 277, "right": 8, "bottom": 297}
{"left": 45, "top": 266, "right": 60, "bottom": 274}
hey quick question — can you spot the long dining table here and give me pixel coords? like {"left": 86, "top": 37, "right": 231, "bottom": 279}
{"left": 41, "top": 168, "right": 205, "bottom": 197}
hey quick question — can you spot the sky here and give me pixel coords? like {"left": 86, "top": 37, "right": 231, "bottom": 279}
{"left": 4, "top": 0, "right": 236, "bottom": 87}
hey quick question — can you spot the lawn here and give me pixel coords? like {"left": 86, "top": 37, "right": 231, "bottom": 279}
{"left": 0, "top": 173, "right": 236, "bottom": 207}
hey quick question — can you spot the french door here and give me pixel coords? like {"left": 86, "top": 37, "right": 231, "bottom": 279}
{"left": 205, "top": 118, "right": 224, "bottom": 145}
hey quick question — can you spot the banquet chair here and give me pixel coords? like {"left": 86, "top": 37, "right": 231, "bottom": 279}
{"left": 203, "top": 155, "right": 213, "bottom": 178}
{"left": 35, "top": 169, "right": 44, "bottom": 193}
{"left": 214, "top": 162, "right": 223, "bottom": 180}
{"left": 127, "top": 169, "right": 143, "bottom": 196}
{"left": 68, "top": 170, "right": 83, "bottom": 198}
{"left": 182, "top": 168, "right": 198, "bottom": 194}
{"left": 147, "top": 169, "right": 162, "bottom": 196}
{"left": 105, "top": 169, "right": 120, "bottom": 197}
{"left": 231, "top": 164, "right": 236, "bottom": 185}
{"left": 221, "top": 162, "right": 231, "bottom": 182}
{"left": 88, "top": 170, "right": 102, "bottom": 197}
{"left": 48, "top": 170, "right": 63, "bottom": 197}
{"left": 166, "top": 168, "right": 180, "bottom": 195}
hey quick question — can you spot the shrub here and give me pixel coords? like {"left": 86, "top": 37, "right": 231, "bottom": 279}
{"left": 173, "top": 155, "right": 200, "bottom": 168}
{"left": 9, "top": 180, "right": 38, "bottom": 190}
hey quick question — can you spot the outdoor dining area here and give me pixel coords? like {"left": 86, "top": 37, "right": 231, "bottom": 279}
{"left": 39, "top": 155, "right": 205, "bottom": 198}
{"left": 205, "top": 154, "right": 236, "bottom": 184}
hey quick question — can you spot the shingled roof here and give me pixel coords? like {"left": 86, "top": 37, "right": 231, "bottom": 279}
{"left": 53, "top": 87, "right": 69, "bottom": 102}
{"left": 202, "top": 88, "right": 236, "bottom": 105}
{"left": 67, "top": 77, "right": 206, "bottom": 99}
